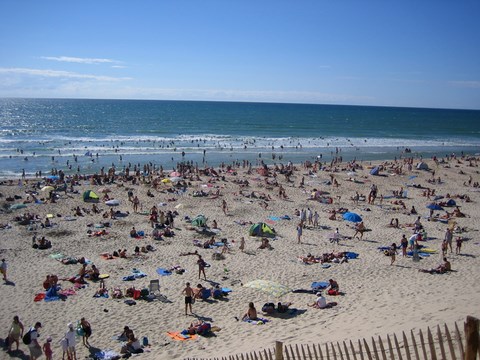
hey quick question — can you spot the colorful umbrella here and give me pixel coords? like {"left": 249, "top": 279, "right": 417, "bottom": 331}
{"left": 426, "top": 203, "right": 443, "bottom": 211}
{"left": 342, "top": 212, "right": 362, "bottom": 223}
{"left": 41, "top": 186, "right": 55, "bottom": 192}
{"left": 243, "top": 280, "right": 291, "bottom": 298}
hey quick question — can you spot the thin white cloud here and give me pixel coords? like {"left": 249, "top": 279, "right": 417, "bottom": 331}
{"left": 40, "top": 56, "right": 120, "bottom": 65}
{"left": 0, "top": 67, "right": 131, "bottom": 81}
{"left": 449, "top": 80, "right": 480, "bottom": 88}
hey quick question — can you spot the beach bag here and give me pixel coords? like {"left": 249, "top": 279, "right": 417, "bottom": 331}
{"left": 22, "top": 329, "right": 33, "bottom": 345}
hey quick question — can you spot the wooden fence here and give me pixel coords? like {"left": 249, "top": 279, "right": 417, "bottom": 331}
{"left": 186, "top": 316, "right": 479, "bottom": 360}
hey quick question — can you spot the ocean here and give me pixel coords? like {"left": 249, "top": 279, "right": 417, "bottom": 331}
{"left": 1, "top": 98, "right": 479, "bottom": 177}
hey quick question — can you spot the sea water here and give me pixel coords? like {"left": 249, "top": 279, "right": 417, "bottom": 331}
{"left": 1, "top": 98, "right": 479, "bottom": 177}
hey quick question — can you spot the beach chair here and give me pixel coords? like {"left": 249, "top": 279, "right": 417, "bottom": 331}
{"left": 148, "top": 279, "right": 161, "bottom": 298}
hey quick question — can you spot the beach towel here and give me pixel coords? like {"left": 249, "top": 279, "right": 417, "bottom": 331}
{"left": 345, "top": 252, "right": 359, "bottom": 259}
{"left": 268, "top": 216, "right": 281, "bottom": 221}
{"left": 166, "top": 332, "right": 197, "bottom": 341}
{"left": 34, "top": 293, "right": 46, "bottom": 302}
{"left": 244, "top": 317, "right": 269, "bottom": 325}
{"left": 311, "top": 281, "right": 329, "bottom": 290}
{"left": 156, "top": 268, "right": 172, "bottom": 276}
{"left": 92, "top": 349, "right": 120, "bottom": 360}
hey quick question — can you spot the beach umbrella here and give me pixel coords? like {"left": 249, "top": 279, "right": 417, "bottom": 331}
{"left": 342, "top": 212, "right": 362, "bottom": 223}
{"left": 105, "top": 199, "right": 120, "bottom": 206}
{"left": 170, "top": 171, "right": 181, "bottom": 177}
{"left": 243, "top": 280, "right": 291, "bottom": 298}
{"left": 41, "top": 186, "right": 55, "bottom": 192}
{"left": 161, "top": 178, "right": 172, "bottom": 184}
{"left": 46, "top": 175, "right": 59, "bottom": 180}
{"left": 169, "top": 176, "right": 182, "bottom": 183}
{"left": 426, "top": 203, "right": 443, "bottom": 211}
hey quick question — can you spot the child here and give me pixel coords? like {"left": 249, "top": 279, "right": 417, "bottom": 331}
{"left": 43, "top": 336, "right": 53, "bottom": 360}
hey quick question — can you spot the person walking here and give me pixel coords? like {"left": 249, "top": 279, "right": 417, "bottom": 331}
{"left": 80, "top": 318, "right": 92, "bottom": 347}
{"left": 1, "top": 258, "right": 7, "bottom": 282}
{"left": 7, "top": 315, "right": 24, "bottom": 352}
{"left": 27, "top": 322, "right": 43, "bottom": 360}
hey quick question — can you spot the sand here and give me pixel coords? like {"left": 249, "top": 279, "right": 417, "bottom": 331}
{"left": 1, "top": 157, "right": 480, "bottom": 360}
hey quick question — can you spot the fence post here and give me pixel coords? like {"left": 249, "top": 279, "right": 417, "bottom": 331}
{"left": 275, "top": 341, "right": 284, "bottom": 360}
{"left": 464, "top": 316, "right": 479, "bottom": 360}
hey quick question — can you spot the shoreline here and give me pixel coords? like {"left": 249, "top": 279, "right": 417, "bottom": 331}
{"left": 1, "top": 154, "right": 479, "bottom": 359}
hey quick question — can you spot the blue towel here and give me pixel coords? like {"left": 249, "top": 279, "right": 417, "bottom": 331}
{"left": 244, "top": 317, "right": 269, "bottom": 324}
{"left": 221, "top": 287, "right": 232, "bottom": 293}
{"left": 311, "top": 281, "right": 329, "bottom": 290}
{"left": 346, "top": 252, "right": 359, "bottom": 259}
{"left": 156, "top": 268, "right": 172, "bottom": 276}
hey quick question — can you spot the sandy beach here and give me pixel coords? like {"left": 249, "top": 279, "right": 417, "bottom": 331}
{"left": 1, "top": 156, "right": 480, "bottom": 360}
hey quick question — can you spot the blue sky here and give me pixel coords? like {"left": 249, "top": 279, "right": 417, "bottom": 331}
{"left": 0, "top": 1, "right": 479, "bottom": 109}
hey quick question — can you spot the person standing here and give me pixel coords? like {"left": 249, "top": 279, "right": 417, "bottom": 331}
{"left": 400, "top": 235, "right": 408, "bottom": 257}
{"left": 444, "top": 228, "right": 453, "bottom": 253}
{"left": 1, "top": 258, "right": 7, "bottom": 282}
{"left": 389, "top": 243, "right": 398, "bottom": 266}
{"left": 7, "top": 315, "right": 24, "bottom": 352}
{"left": 27, "top": 322, "right": 43, "bottom": 360}
{"left": 197, "top": 255, "right": 207, "bottom": 280}
{"left": 297, "top": 222, "right": 303, "bottom": 244}
{"left": 239, "top": 237, "right": 245, "bottom": 252}
{"left": 182, "top": 282, "right": 194, "bottom": 315}
{"left": 221, "top": 199, "right": 228, "bottom": 215}
{"left": 313, "top": 211, "right": 319, "bottom": 228}
{"left": 80, "top": 318, "right": 92, "bottom": 347}
{"left": 65, "top": 323, "right": 77, "bottom": 360}
{"left": 42, "top": 336, "right": 53, "bottom": 360}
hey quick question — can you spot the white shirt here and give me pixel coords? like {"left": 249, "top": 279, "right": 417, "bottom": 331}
{"left": 65, "top": 329, "right": 76, "bottom": 348}
{"left": 28, "top": 327, "right": 39, "bottom": 348}
{"left": 316, "top": 296, "right": 327, "bottom": 309}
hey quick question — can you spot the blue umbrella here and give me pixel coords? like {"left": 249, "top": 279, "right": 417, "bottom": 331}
{"left": 343, "top": 212, "right": 362, "bottom": 223}
{"left": 426, "top": 203, "right": 443, "bottom": 211}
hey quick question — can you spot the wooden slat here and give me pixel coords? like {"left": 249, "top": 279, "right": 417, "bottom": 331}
{"left": 358, "top": 339, "right": 365, "bottom": 360}
{"left": 408, "top": 330, "right": 418, "bottom": 360}
{"left": 300, "top": 344, "right": 307, "bottom": 359}
{"left": 454, "top": 321, "right": 465, "bottom": 359}
{"left": 436, "top": 325, "right": 446, "bottom": 360}
{"left": 464, "top": 316, "right": 480, "bottom": 360}
{"left": 337, "top": 342, "right": 345, "bottom": 360}
{"left": 426, "top": 327, "right": 437, "bottom": 360}
{"left": 363, "top": 338, "right": 373, "bottom": 360}
{"left": 386, "top": 335, "right": 395, "bottom": 360}
{"left": 331, "top": 342, "right": 338, "bottom": 360}
{"left": 295, "top": 344, "right": 301, "bottom": 359}
{"left": 370, "top": 337, "right": 380, "bottom": 360}
{"left": 350, "top": 340, "right": 359, "bottom": 360}
{"left": 325, "top": 343, "right": 331, "bottom": 360}
{"left": 312, "top": 342, "right": 320, "bottom": 360}
{"left": 343, "top": 341, "right": 351, "bottom": 360}
{"left": 378, "top": 336, "right": 387, "bottom": 360}
{"left": 318, "top": 343, "right": 325, "bottom": 360}
{"left": 444, "top": 323, "right": 457, "bottom": 360}
{"left": 418, "top": 329, "right": 428, "bottom": 360}
{"left": 393, "top": 334, "right": 404, "bottom": 360}
{"left": 306, "top": 344, "right": 316, "bottom": 360}
{"left": 284, "top": 344, "right": 292, "bottom": 360}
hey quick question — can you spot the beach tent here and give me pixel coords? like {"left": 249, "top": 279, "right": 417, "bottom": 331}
{"left": 370, "top": 166, "right": 380, "bottom": 176}
{"left": 417, "top": 162, "right": 429, "bottom": 170}
{"left": 191, "top": 214, "right": 208, "bottom": 227}
{"left": 83, "top": 190, "right": 99, "bottom": 203}
{"left": 249, "top": 222, "right": 276, "bottom": 237}
{"left": 446, "top": 199, "right": 456, "bottom": 207}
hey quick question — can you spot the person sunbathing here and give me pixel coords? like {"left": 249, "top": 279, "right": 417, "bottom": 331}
{"left": 420, "top": 257, "right": 452, "bottom": 274}
{"left": 242, "top": 302, "right": 258, "bottom": 321}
